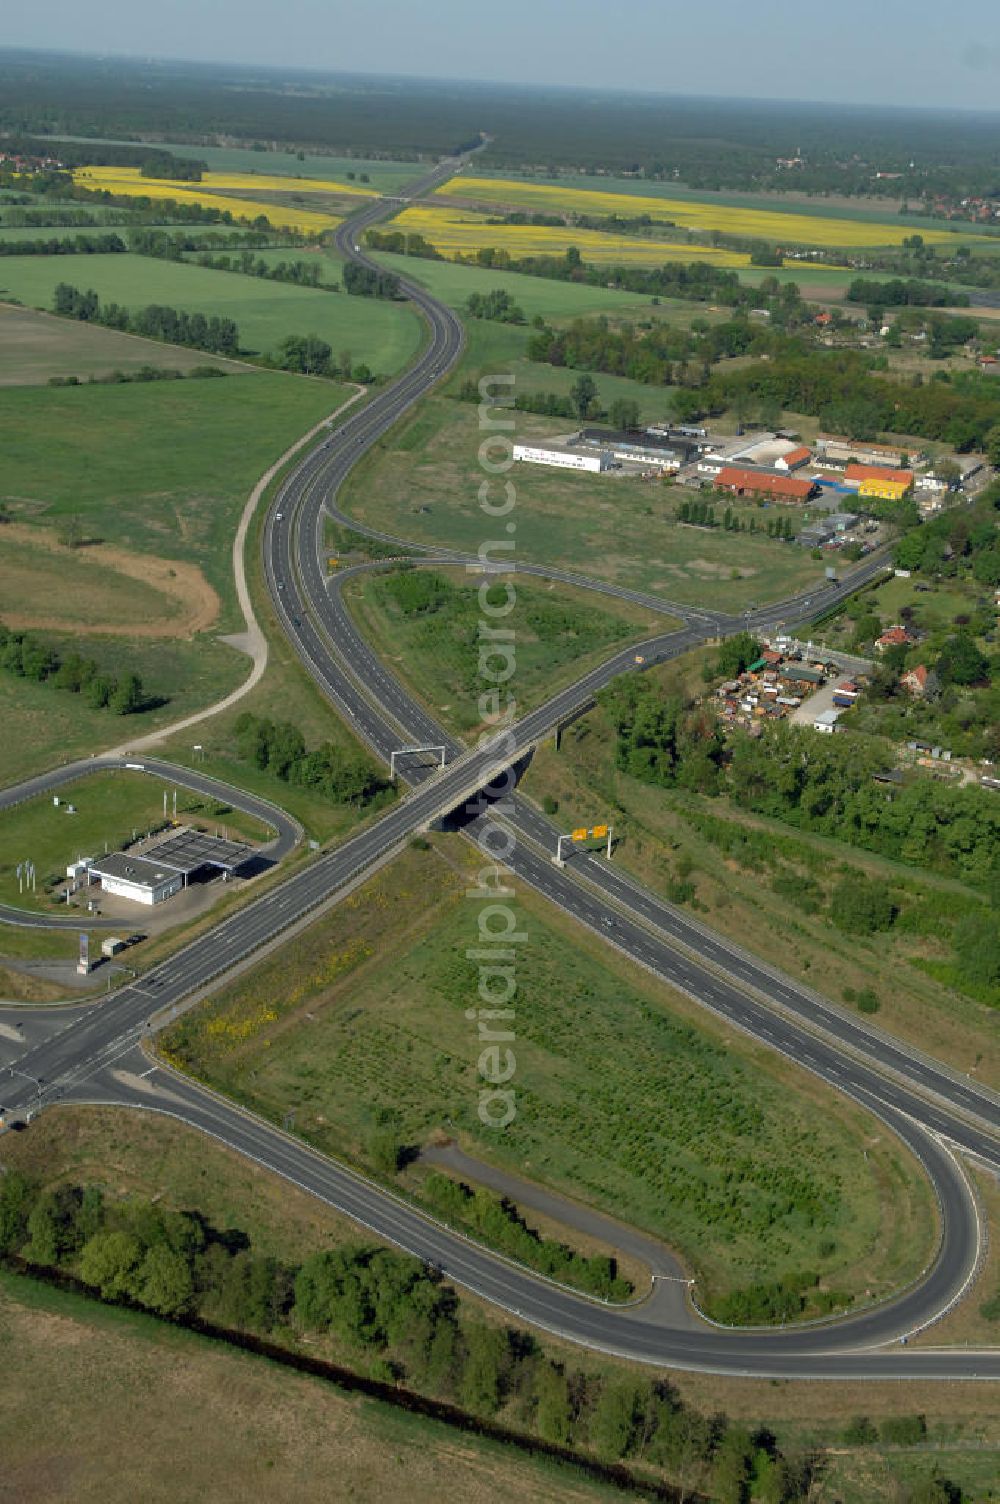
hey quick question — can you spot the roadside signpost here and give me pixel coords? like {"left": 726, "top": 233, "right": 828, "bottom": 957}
{"left": 554, "top": 822, "right": 613, "bottom": 865}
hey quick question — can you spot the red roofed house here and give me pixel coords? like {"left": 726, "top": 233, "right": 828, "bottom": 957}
{"left": 715, "top": 466, "right": 815, "bottom": 502}
{"left": 876, "top": 625, "right": 914, "bottom": 652}
{"left": 901, "top": 664, "right": 929, "bottom": 696}
{"left": 774, "top": 445, "right": 812, "bottom": 471}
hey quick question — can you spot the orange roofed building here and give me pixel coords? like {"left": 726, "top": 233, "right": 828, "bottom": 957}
{"left": 715, "top": 466, "right": 816, "bottom": 502}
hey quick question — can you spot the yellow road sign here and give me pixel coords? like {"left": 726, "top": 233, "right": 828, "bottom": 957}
{"left": 591, "top": 824, "right": 609, "bottom": 839}
{"left": 571, "top": 828, "right": 588, "bottom": 842}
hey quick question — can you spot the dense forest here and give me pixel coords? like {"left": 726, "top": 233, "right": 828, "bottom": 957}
{"left": 5, "top": 50, "right": 1000, "bottom": 198}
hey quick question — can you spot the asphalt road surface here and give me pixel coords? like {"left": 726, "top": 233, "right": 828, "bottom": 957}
{"left": 2, "top": 163, "right": 998, "bottom": 1378}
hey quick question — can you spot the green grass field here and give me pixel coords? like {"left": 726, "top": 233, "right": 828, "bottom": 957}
{"left": 0, "top": 770, "right": 270, "bottom": 914}
{"left": 0, "top": 252, "right": 422, "bottom": 371}
{"left": 339, "top": 397, "right": 826, "bottom": 610}
{"left": 163, "top": 840, "right": 934, "bottom": 1316}
{"left": 0, "top": 373, "right": 356, "bottom": 784}
{"left": 343, "top": 566, "right": 673, "bottom": 736}
{"left": 370, "top": 249, "right": 722, "bottom": 325}
{"left": 0, "top": 302, "right": 244, "bottom": 384}
{"left": 0, "top": 373, "right": 345, "bottom": 621}
{"left": 0, "top": 637, "right": 246, "bottom": 789}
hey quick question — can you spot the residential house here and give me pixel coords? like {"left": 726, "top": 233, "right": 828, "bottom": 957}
{"left": 876, "top": 625, "right": 914, "bottom": 652}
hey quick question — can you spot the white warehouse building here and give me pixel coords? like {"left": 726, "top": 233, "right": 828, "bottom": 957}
{"left": 512, "top": 443, "right": 609, "bottom": 473}
{"left": 85, "top": 852, "right": 184, "bottom": 906}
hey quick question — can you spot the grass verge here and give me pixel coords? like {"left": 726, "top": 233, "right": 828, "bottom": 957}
{"left": 160, "top": 839, "right": 936, "bottom": 1321}
{"left": 342, "top": 564, "right": 674, "bottom": 738}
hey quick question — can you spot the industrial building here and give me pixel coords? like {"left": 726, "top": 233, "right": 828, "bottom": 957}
{"left": 83, "top": 829, "right": 256, "bottom": 907}
{"left": 815, "top": 435, "right": 917, "bottom": 469}
{"left": 512, "top": 443, "right": 610, "bottom": 473}
{"left": 578, "top": 426, "right": 700, "bottom": 468}
{"left": 84, "top": 852, "right": 184, "bottom": 907}
{"left": 714, "top": 466, "right": 817, "bottom": 502}
{"left": 843, "top": 464, "right": 915, "bottom": 501}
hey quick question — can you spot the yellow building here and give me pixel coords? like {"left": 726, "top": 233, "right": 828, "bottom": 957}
{"left": 858, "top": 477, "right": 912, "bottom": 502}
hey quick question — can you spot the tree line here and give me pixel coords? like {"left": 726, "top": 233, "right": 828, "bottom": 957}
{"left": 676, "top": 499, "right": 795, "bottom": 538}
{"left": 0, "top": 621, "right": 148, "bottom": 715}
{"left": 232, "top": 712, "right": 388, "bottom": 808}
{"left": 1, "top": 206, "right": 103, "bottom": 226}
{"left": 48, "top": 365, "right": 229, "bottom": 389}
{"left": 0, "top": 232, "right": 126, "bottom": 257}
{"left": 192, "top": 251, "right": 333, "bottom": 289}
{"left": 0, "top": 1169, "right": 822, "bottom": 1499}
{"left": 363, "top": 228, "right": 442, "bottom": 259}
{"left": 52, "top": 282, "right": 240, "bottom": 356}
{"left": 271, "top": 335, "right": 373, "bottom": 383}
{"left": 526, "top": 313, "right": 775, "bottom": 388}
{"left": 846, "top": 276, "right": 968, "bottom": 309}
{"left": 679, "top": 340, "right": 1000, "bottom": 451}
{"left": 421, "top": 1173, "right": 632, "bottom": 1301}
{"left": 129, "top": 226, "right": 299, "bottom": 258}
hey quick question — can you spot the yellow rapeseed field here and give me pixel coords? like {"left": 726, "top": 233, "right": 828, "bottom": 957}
{"left": 436, "top": 175, "right": 985, "bottom": 249}
{"left": 393, "top": 205, "right": 750, "bottom": 267}
{"left": 72, "top": 166, "right": 348, "bottom": 234}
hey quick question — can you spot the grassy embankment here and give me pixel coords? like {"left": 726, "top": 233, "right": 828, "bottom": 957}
{"left": 520, "top": 646, "right": 999, "bottom": 1083}
{"left": 341, "top": 565, "right": 676, "bottom": 738}
{"left": 161, "top": 839, "right": 936, "bottom": 1322}
{"left": 337, "top": 395, "right": 827, "bottom": 610}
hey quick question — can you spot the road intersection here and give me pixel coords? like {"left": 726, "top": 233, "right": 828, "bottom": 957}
{"left": 1, "top": 161, "right": 998, "bottom": 1379}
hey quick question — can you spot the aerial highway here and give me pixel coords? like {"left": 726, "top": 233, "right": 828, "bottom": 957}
{"left": 1, "top": 163, "right": 998, "bottom": 1379}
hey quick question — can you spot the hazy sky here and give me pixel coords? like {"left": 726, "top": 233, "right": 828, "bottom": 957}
{"left": 9, "top": 0, "right": 1000, "bottom": 113}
